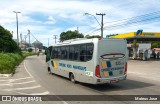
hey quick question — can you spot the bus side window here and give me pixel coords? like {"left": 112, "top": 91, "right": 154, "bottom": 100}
{"left": 74, "top": 45, "right": 80, "bottom": 61}
{"left": 69, "top": 46, "right": 74, "bottom": 60}
{"left": 51, "top": 48, "right": 55, "bottom": 59}
{"left": 54, "top": 48, "right": 58, "bottom": 58}
{"left": 57, "top": 47, "right": 61, "bottom": 59}
{"left": 65, "top": 47, "right": 69, "bottom": 59}
{"left": 86, "top": 44, "right": 93, "bottom": 61}
{"left": 80, "top": 45, "right": 87, "bottom": 61}
{"left": 61, "top": 47, "right": 65, "bottom": 59}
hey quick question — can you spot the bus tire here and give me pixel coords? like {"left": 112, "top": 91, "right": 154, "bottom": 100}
{"left": 48, "top": 67, "right": 51, "bottom": 74}
{"left": 70, "top": 73, "right": 76, "bottom": 83}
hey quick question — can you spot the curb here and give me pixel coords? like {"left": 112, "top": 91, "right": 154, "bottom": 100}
{"left": 0, "top": 74, "right": 13, "bottom": 78}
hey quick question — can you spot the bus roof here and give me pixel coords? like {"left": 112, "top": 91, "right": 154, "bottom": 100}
{"left": 50, "top": 38, "right": 126, "bottom": 47}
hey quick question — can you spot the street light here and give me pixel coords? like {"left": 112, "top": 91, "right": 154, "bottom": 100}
{"left": 84, "top": 13, "right": 101, "bottom": 26}
{"left": 13, "top": 11, "right": 21, "bottom": 46}
{"left": 84, "top": 13, "right": 106, "bottom": 38}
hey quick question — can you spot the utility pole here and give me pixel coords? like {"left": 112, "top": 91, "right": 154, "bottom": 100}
{"left": 53, "top": 35, "right": 58, "bottom": 44}
{"left": 48, "top": 38, "right": 49, "bottom": 47}
{"left": 20, "top": 33, "right": 22, "bottom": 42}
{"left": 24, "top": 35, "right": 27, "bottom": 51}
{"left": 77, "top": 27, "right": 79, "bottom": 32}
{"left": 20, "top": 33, "right": 22, "bottom": 48}
{"left": 85, "top": 13, "right": 105, "bottom": 38}
{"left": 13, "top": 11, "right": 21, "bottom": 46}
{"left": 96, "top": 13, "right": 106, "bottom": 38}
{"left": 11, "top": 31, "right": 14, "bottom": 38}
{"left": 28, "top": 30, "right": 30, "bottom": 47}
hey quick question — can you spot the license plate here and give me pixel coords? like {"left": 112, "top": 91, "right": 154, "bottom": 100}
{"left": 110, "top": 80, "right": 118, "bottom": 83}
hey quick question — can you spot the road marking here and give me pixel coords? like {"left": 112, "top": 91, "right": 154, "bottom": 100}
{"left": 24, "top": 61, "right": 33, "bottom": 78}
{"left": 0, "top": 77, "right": 31, "bottom": 82}
{"left": 0, "top": 80, "right": 35, "bottom": 86}
{"left": 10, "top": 77, "right": 31, "bottom": 82}
{"left": 0, "top": 77, "right": 9, "bottom": 79}
{"left": 128, "top": 72, "right": 147, "bottom": 75}
{"left": 12, "top": 80, "right": 35, "bottom": 85}
{"left": 4, "top": 85, "right": 41, "bottom": 91}
{"left": 16, "top": 91, "right": 50, "bottom": 95}
{"left": 0, "top": 79, "right": 8, "bottom": 81}
{"left": 0, "top": 83, "right": 11, "bottom": 86}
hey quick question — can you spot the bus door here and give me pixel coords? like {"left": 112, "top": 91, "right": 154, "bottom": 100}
{"left": 45, "top": 46, "right": 52, "bottom": 62}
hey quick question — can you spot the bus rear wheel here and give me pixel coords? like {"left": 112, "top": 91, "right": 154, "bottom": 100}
{"left": 70, "top": 73, "right": 76, "bottom": 83}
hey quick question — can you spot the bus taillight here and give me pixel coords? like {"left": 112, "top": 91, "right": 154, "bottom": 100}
{"left": 95, "top": 65, "right": 101, "bottom": 78}
{"left": 124, "top": 63, "right": 127, "bottom": 74}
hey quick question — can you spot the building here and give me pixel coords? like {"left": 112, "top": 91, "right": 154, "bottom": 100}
{"left": 108, "top": 30, "right": 160, "bottom": 60}
{"left": 32, "top": 40, "right": 43, "bottom": 49}
{"left": 109, "top": 31, "right": 160, "bottom": 42}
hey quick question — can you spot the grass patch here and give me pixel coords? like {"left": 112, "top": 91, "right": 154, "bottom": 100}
{"left": 0, "top": 52, "right": 36, "bottom": 74}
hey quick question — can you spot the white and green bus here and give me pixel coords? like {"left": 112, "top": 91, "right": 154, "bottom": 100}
{"left": 45, "top": 38, "right": 128, "bottom": 84}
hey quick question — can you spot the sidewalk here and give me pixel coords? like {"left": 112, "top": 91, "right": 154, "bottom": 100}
{"left": 0, "top": 59, "right": 49, "bottom": 95}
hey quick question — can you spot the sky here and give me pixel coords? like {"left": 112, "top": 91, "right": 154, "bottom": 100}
{"left": 0, "top": 0, "right": 160, "bottom": 46}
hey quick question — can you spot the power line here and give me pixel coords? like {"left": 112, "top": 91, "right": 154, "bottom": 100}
{"left": 107, "top": 19, "right": 160, "bottom": 31}
{"left": 29, "top": 32, "right": 38, "bottom": 41}
{"left": 103, "top": 11, "right": 160, "bottom": 25}
{"left": 88, "top": 28, "right": 101, "bottom": 35}
{"left": 103, "top": 14, "right": 160, "bottom": 30}
{"left": 88, "top": 16, "right": 160, "bottom": 35}
{"left": 86, "top": 11, "right": 160, "bottom": 34}
{"left": 83, "top": 25, "right": 100, "bottom": 35}
{"left": 85, "top": 11, "right": 160, "bottom": 34}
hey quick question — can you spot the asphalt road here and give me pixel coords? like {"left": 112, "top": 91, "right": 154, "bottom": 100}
{"left": 0, "top": 55, "right": 160, "bottom": 104}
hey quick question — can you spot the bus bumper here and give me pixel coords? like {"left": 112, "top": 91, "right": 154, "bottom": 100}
{"left": 95, "top": 74, "right": 127, "bottom": 84}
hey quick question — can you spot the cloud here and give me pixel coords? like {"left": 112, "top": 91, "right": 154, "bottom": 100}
{"left": 48, "top": 16, "right": 54, "bottom": 21}
{"left": 0, "top": 0, "right": 160, "bottom": 46}
{"left": 44, "top": 16, "right": 56, "bottom": 24}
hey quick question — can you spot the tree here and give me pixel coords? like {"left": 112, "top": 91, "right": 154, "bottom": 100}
{"left": 0, "top": 25, "right": 19, "bottom": 53}
{"left": 85, "top": 35, "right": 101, "bottom": 39}
{"left": 60, "top": 30, "right": 84, "bottom": 42}
{"left": 108, "top": 34, "right": 119, "bottom": 38}
{"left": 151, "top": 42, "right": 160, "bottom": 48}
{"left": 28, "top": 48, "right": 33, "bottom": 52}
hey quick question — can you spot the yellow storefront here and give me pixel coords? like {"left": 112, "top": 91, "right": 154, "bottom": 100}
{"left": 108, "top": 31, "right": 160, "bottom": 60}
{"left": 109, "top": 32, "right": 160, "bottom": 39}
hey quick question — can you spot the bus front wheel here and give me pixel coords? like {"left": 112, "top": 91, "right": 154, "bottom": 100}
{"left": 48, "top": 67, "right": 51, "bottom": 74}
